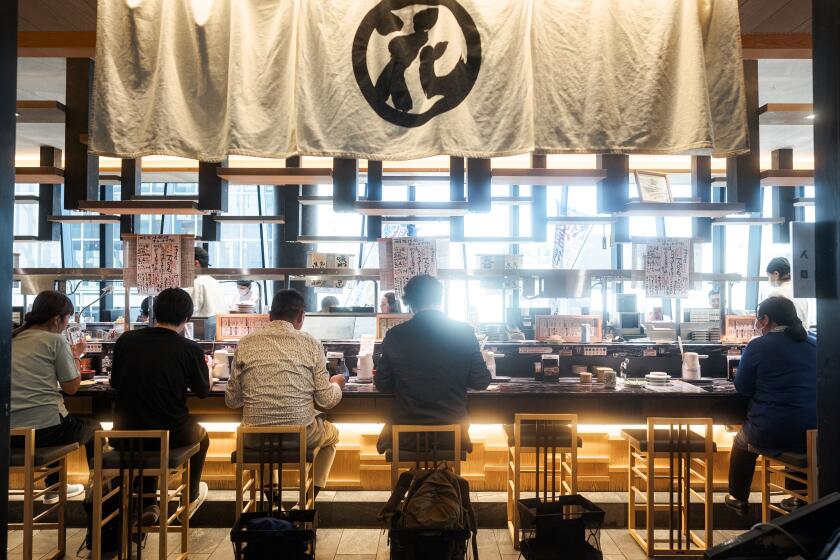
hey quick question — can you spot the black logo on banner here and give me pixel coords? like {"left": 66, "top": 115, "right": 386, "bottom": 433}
{"left": 352, "top": 0, "right": 481, "bottom": 127}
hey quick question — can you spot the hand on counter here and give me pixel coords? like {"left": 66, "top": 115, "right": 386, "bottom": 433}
{"left": 330, "top": 374, "right": 347, "bottom": 389}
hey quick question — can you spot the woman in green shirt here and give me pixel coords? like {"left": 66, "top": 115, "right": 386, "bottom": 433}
{"left": 11, "top": 291, "right": 101, "bottom": 503}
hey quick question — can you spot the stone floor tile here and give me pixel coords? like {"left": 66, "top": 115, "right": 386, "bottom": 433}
{"left": 336, "top": 528, "right": 380, "bottom": 555}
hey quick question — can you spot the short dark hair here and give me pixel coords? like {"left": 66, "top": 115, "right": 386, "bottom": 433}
{"left": 236, "top": 280, "right": 252, "bottom": 288}
{"left": 402, "top": 274, "right": 443, "bottom": 310}
{"left": 270, "top": 289, "right": 306, "bottom": 321}
{"left": 766, "top": 257, "right": 791, "bottom": 278}
{"left": 757, "top": 296, "right": 806, "bottom": 342}
{"left": 194, "top": 246, "right": 210, "bottom": 268}
{"left": 153, "top": 288, "right": 194, "bottom": 325}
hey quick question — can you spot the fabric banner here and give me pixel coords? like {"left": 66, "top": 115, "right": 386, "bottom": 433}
{"left": 90, "top": 0, "right": 747, "bottom": 162}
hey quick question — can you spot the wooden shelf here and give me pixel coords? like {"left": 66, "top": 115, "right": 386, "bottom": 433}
{"left": 355, "top": 201, "right": 469, "bottom": 216}
{"left": 13, "top": 235, "right": 39, "bottom": 242}
{"left": 382, "top": 216, "right": 447, "bottom": 223}
{"left": 211, "top": 216, "right": 285, "bottom": 224}
{"left": 758, "top": 103, "right": 814, "bottom": 125}
{"left": 77, "top": 200, "right": 206, "bottom": 215}
{"left": 298, "top": 195, "right": 334, "bottom": 206}
{"left": 712, "top": 217, "right": 786, "bottom": 226}
{"left": 48, "top": 215, "right": 121, "bottom": 224}
{"left": 296, "top": 235, "right": 369, "bottom": 243}
{"left": 217, "top": 167, "right": 333, "bottom": 185}
{"left": 794, "top": 197, "right": 814, "bottom": 207}
{"left": 15, "top": 100, "right": 66, "bottom": 123}
{"left": 547, "top": 216, "right": 617, "bottom": 225}
{"left": 14, "top": 195, "right": 40, "bottom": 204}
{"left": 760, "top": 169, "right": 814, "bottom": 186}
{"left": 617, "top": 202, "right": 746, "bottom": 218}
{"left": 491, "top": 168, "right": 606, "bottom": 186}
{"left": 15, "top": 166, "right": 64, "bottom": 184}
{"left": 491, "top": 196, "right": 532, "bottom": 205}
{"left": 130, "top": 195, "right": 198, "bottom": 202}
{"left": 98, "top": 174, "right": 122, "bottom": 185}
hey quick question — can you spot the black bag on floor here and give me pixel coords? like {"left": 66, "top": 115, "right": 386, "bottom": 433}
{"left": 380, "top": 463, "right": 479, "bottom": 560}
{"left": 230, "top": 509, "right": 317, "bottom": 560}
{"left": 79, "top": 477, "right": 122, "bottom": 556}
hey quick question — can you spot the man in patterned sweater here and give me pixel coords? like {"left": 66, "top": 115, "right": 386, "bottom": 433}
{"left": 226, "top": 289, "right": 346, "bottom": 496}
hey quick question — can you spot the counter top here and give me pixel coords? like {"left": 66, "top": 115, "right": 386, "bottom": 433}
{"left": 77, "top": 377, "right": 738, "bottom": 398}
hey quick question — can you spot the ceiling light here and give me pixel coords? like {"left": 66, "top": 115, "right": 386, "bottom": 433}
{"left": 805, "top": 114, "right": 815, "bottom": 120}
{"left": 14, "top": 112, "right": 19, "bottom": 117}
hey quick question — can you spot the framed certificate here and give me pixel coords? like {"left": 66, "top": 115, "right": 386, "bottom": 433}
{"left": 634, "top": 170, "right": 673, "bottom": 203}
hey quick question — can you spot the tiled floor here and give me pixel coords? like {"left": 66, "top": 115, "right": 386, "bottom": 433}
{"left": 8, "top": 527, "right": 744, "bottom": 559}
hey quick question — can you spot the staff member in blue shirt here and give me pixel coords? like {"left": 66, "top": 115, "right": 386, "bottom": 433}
{"left": 725, "top": 296, "right": 816, "bottom": 516}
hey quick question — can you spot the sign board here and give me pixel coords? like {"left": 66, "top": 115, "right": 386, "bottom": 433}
{"left": 122, "top": 234, "right": 195, "bottom": 295}
{"left": 791, "top": 222, "right": 816, "bottom": 298}
{"left": 644, "top": 238, "right": 691, "bottom": 298}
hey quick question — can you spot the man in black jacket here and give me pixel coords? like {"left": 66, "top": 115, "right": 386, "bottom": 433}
{"left": 111, "top": 287, "right": 211, "bottom": 524}
{"left": 375, "top": 275, "right": 491, "bottom": 455}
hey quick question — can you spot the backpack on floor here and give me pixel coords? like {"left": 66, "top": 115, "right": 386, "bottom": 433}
{"left": 79, "top": 477, "right": 122, "bottom": 555}
{"left": 380, "top": 463, "right": 479, "bottom": 560}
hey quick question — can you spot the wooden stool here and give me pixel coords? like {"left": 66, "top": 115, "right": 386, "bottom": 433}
{"left": 759, "top": 429, "right": 818, "bottom": 522}
{"left": 232, "top": 425, "right": 317, "bottom": 522}
{"left": 9, "top": 428, "right": 79, "bottom": 560}
{"left": 622, "top": 418, "right": 715, "bottom": 557}
{"left": 92, "top": 430, "right": 198, "bottom": 560}
{"left": 388, "top": 424, "right": 463, "bottom": 488}
{"left": 506, "top": 413, "right": 580, "bottom": 548}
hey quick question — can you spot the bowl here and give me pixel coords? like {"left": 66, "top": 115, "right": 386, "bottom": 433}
{"left": 80, "top": 369, "right": 96, "bottom": 381}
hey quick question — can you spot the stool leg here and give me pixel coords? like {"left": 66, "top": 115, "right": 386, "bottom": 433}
{"left": 627, "top": 444, "right": 635, "bottom": 539}
{"left": 705, "top": 453, "right": 714, "bottom": 550}
{"left": 182, "top": 462, "right": 190, "bottom": 557}
{"left": 92, "top": 475, "right": 102, "bottom": 560}
{"left": 159, "top": 471, "right": 168, "bottom": 559}
{"left": 646, "top": 450, "right": 654, "bottom": 557}
{"left": 58, "top": 457, "right": 67, "bottom": 558}
{"left": 23, "top": 463, "right": 34, "bottom": 560}
{"left": 761, "top": 457, "right": 770, "bottom": 524}
{"left": 235, "top": 460, "right": 243, "bottom": 522}
{"left": 249, "top": 468, "right": 257, "bottom": 513}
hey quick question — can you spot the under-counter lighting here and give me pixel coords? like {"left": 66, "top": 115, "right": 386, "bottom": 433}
{"left": 805, "top": 114, "right": 816, "bottom": 120}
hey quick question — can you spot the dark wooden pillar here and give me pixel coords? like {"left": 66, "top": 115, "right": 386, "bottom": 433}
{"left": 37, "top": 146, "right": 62, "bottom": 241}
{"left": 0, "top": 0, "right": 17, "bottom": 548}
{"left": 712, "top": 184, "right": 726, "bottom": 274}
{"left": 530, "top": 153, "right": 548, "bottom": 243}
{"left": 63, "top": 58, "right": 98, "bottom": 210}
{"left": 332, "top": 158, "right": 358, "bottom": 212}
{"left": 275, "top": 157, "right": 316, "bottom": 309}
{"left": 198, "top": 159, "right": 227, "bottom": 242}
{"left": 466, "top": 158, "right": 491, "bottom": 212}
{"left": 726, "top": 59, "right": 761, "bottom": 214}
{"left": 812, "top": 0, "right": 840, "bottom": 496}
{"left": 770, "top": 149, "right": 797, "bottom": 243}
{"left": 119, "top": 158, "right": 142, "bottom": 235}
{"left": 691, "top": 155, "right": 712, "bottom": 242}
{"left": 596, "top": 154, "right": 629, "bottom": 242}
{"left": 449, "top": 157, "right": 466, "bottom": 241}
{"left": 366, "top": 160, "right": 382, "bottom": 240}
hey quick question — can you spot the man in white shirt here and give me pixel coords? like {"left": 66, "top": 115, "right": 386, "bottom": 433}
{"left": 226, "top": 289, "right": 346, "bottom": 496}
{"left": 766, "top": 257, "right": 810, "bottom": 328}
{"left": 189, "top": 247, "right": 227, "bottom": 317}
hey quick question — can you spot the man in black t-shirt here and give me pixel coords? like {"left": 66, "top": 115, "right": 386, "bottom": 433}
{"left": 111, "top": 287, "right": 210, "bottom": 524}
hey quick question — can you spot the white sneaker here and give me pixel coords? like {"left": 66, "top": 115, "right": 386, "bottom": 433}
{"left": 43, "top": 483, "right": 85, "bottom": 505}
{"left": 188, "top": 482, "right": 208, "bottom": 518}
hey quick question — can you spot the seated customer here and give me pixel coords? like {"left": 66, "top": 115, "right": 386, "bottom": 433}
{"left": 11, "top": 291, "right": 101, "bottom": 503}
{"left": 726, "top": 296, "right": 816, "bottom": 516}
{"left": 226, "top": 289, "right": 345, "bottom": 497}
{"left": 375, "top": 275, "right": 491, "bottom": 456}
{"left": 111, "top": 287, "right": 211, "bottom": 523}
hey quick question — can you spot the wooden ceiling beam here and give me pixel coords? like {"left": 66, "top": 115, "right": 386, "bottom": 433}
{"left": 17, "top": 31, "right": 813, "bottom": 61}
{"left": 18, "top": 31, "right": 95, "bottom": 57}
{"left": 741, "top": 33, "right": 812, "bottom": 59}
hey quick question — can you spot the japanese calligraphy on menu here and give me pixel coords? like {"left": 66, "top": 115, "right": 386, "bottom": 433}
{"left": 644, "top": 238, "right": 691, "bottom": 298}
{"left": 380, "top": 238, "right": 438, "bottom": 297}
{"left": 122, "top": 234, "right": 195, "bottom": 295}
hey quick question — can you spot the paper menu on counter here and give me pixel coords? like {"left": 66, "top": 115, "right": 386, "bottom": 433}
{"left": 359, "top": 334, "right": 375, "bottom": 355}
{"left": 643, "top": 238, "right": 691, "bottom": 298}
